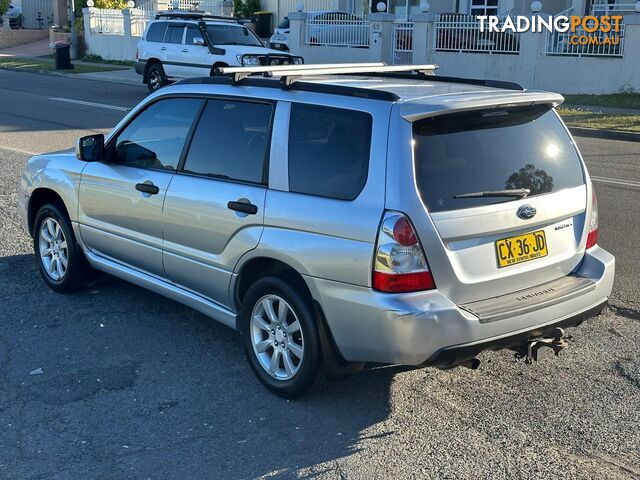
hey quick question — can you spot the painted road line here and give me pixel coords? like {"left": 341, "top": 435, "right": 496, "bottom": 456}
{"left": 49, "top": 97, "right": 131, "bottom": 112}
{"left": 591, "top": 175, "right": 640, "bottom": 188}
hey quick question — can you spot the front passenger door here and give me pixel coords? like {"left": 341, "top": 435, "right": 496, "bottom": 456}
{"left": 78, "top": 98, "right": 203, "bottom": 277}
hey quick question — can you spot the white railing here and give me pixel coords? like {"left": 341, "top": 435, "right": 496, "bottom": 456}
{"left": 434, "top": 14, "right": 520, "bottom": 54}
{"left": 545, "top": 23, "right": 625, "bottom": 57}
{"left": 167, "top": 0, "right": 224, "bottom": 14}
{"left": 306, "top": 14, "right": 370, "bottom": 47}
{"left": 130, "top": 8, "right": 155, "bottom": 36}
{"left": 89, "top": 8, "right": 125, "bottom": 34}
{"left": 393, "top": 21, "right": 413, "bottom": 64}
{"left": 591, "top": 0, "right": 639, "bottom": 14}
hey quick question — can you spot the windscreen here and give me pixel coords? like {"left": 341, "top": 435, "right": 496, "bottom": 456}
{"left": 412, "top": 105, "right": 585, "bottom": 213}
{"left": 206, "top": 25, "right": 262, "bottom": 46}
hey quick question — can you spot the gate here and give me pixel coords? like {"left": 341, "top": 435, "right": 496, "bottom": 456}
{"left": 392, "top": 21, "right": 413, "bottom": 64}
{"left": 21, "top": 0, "right": 55, "bottom": 29}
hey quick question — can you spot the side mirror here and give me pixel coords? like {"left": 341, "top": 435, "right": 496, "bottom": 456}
{"left": 76, "top": 134, "right": 104, "bottom": 162}
{"left": 193, "top": 36, "right": 206, "bottom": 46}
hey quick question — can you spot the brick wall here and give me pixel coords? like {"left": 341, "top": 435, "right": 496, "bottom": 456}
{"left": 0, "top": 29, "right": 49, "bottom": 49}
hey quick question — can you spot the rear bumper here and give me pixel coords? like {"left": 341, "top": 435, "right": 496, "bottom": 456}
{"left": 134, "top": 61, "right": 146, "bottom": 76}
{"left": 308, "top": 246, "right": 614, "bottom": 365}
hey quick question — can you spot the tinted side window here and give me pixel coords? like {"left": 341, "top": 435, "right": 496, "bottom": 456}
{"left": 185, "top": 25, "right": 200, "bottom": 45}
{"left": 183, "top": 99, "right": 272, "bottom": 184}
{"left": 288, "top": 104, "right": 372, "bottom": 200}
{"left": 113, "top": 99, "right": 202, "bottom": 171}
{"left": 146, "top": 22, "right": 166, "bottom": 42}
{"left": 166, "top": 25, "right": 184, "bottom": 44}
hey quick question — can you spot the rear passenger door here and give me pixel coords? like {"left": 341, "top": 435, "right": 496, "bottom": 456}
{"left": 162, "top": 23, "right": 185, "bottom": 79}
{"left": 161, "top": 97, "right": 274, "bottom": 308}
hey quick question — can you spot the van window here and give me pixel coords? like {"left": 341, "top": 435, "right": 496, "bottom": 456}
{"left": 288, "top": 104, "right": 372, "bottom": 201}
{"left": 413, "top": 105, "right": 585, "bottom": 213}
{"left": 183, "top": 99, "right": 272, "bottom": 184}
{"left": 146, "top": 23, "right": 166, "bottom": 42}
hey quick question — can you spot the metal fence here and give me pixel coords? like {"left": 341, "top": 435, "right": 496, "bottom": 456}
{"left": 89, "top": 9, "right": 126, "bottom": 35}
{"left": 434, "top": 14, "right": 520, "bottom": 54}
{"left": 306, "top": 13, "right": 370, "bottom": 47}
{"left": 392, "top": 21, "right": 413, "bottom": 64}
{"left": 545, "top": 24, "right": 625, "bottom": 57}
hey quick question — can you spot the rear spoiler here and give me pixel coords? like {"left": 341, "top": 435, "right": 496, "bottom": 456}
{"left": 401, "top": 92, "right": 565, "bottom": 123}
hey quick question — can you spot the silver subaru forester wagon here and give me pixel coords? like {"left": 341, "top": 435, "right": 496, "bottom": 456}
{"left": 19, "top": 64, "right": 615, "bottom": 397}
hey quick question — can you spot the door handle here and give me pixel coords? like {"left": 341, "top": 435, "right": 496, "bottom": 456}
{"left": 227, "top": 200, "right": 258, "bottom": 215}
{"left": 181, "top": 49, "right": 188, "bottom": 52}
{"left": 160, "top": 47, "right": 167, "bottom": 51}
{"left": 135, "top": 182, "right": 159, "bottom": 195}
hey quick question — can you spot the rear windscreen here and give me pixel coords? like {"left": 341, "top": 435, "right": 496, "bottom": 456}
{"left": 413, "top": 105, "right": 585, "bottom": 213}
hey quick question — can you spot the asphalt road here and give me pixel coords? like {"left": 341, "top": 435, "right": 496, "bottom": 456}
{"left": 1, "top": 70, "right": 639, "bottom": 480}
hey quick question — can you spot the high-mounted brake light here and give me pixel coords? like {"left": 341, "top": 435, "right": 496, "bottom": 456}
{"left": 586, "top": 188, "right": 598, "bottom": 249}
{"left": 373, "top": 212, "right": 435, "bottom": 293}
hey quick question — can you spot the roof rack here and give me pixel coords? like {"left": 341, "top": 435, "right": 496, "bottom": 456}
{"left": 155, "top": 11, "right": 238, "bottom": 22}
{"left": 217, "top": 63, "right": 438, "bottom": 85}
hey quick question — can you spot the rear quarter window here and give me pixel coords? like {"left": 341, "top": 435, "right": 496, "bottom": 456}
{"left": 413, "top": 105, "right": 585, "bottom": 213}
{"left": 288, "top": 104, "right": 372, "bottom": 201}
{"left": 145, "top": 23, "right": 166, "bottom": 42}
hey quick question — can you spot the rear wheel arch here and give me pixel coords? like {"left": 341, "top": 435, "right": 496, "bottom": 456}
{"left": 28, "top": 188, "right": 68, "bottom": 237}
{"left": 235, "top": 257, "right": 361, "bottom": 378}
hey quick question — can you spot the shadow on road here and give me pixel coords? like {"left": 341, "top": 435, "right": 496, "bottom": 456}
{"left": 0, "top": 253, "right": 398, "bottom": 479}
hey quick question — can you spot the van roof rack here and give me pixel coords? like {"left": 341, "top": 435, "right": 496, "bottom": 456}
{"left": 155, "top": 11, "right": 238, "bottom": 22}
{"left": 217, "top": 63, "right": 439, "bottom": 85}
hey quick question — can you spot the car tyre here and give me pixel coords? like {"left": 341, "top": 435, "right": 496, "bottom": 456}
{"left": 240, "top": 276, "right": 322, "bottom": 398}
{"left": 33, "top": 203, "right": 92, "bottom": 293}
{"left": 147, "top": 62, "right": 167, "bottom": 93}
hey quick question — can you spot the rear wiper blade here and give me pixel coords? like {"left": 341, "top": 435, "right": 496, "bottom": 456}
{"left": 453, "top": 188, "right": 530, "bottom": 199}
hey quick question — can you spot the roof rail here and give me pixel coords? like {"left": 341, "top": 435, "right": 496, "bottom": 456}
{"left": 217, "top": 63, "right": 438, "bottom": 85}
{"left": 362, "top": 72, "right": 525, "bottom": 91}
{"left": 155, "top": 11, "right": 238, "bottom": 22}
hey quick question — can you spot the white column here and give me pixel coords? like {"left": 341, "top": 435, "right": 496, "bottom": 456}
{"left": 368, "top": 12, "right": 395, "bottom": 63}
{"left": 287, "top": 12, "right": 307, "bottom": 56}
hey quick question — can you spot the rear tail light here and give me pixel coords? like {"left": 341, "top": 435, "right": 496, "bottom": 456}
{"left": 373, "top": 211, "right": 435, "bottom": 293}
{"left": 586, "top": 187, "right": 598, "bottom": 249}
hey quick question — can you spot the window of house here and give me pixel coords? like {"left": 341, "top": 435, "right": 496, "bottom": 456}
{"left": 470, "top": 0, "right": 499, "bottom": 17}
{"left": 288, "top": 104, "right": 372, "bottom": 201}
{"left": 182, "top": 99, "right": 273, "bottom": 184}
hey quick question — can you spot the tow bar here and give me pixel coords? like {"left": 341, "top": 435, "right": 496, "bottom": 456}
{"left": 514, "top": 327, "right": 569, "bottom": 364}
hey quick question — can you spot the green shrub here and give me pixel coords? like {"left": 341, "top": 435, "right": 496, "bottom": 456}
{"left": 0, "top": 0, "right": 10, "bottom": 17}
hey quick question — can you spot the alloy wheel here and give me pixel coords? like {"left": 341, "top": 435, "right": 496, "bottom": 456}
{"left": 250, "top": 294, "right": 304, "bottom": 380}
{"left": 39, "top": 217, "right": 68, "bottom": 281}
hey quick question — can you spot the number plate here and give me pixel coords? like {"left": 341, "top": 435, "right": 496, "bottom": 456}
{"left": 495, "top": 230, "right": 548, "bottom": 268}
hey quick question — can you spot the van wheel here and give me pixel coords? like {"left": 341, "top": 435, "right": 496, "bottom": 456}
{"left": 240, "top": 276, "right": 321, "bottom": 398}
{"left": 33, "top": 203, "right": 92, "bottom": 293}
{"left": 147, "top": 63, "right": 167, "bottom": 93}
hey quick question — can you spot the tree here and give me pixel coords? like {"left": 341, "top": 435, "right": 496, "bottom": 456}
{"left": 0, "top": 0, "right": 10, "bottom": 17}
{"left": 94, "top": 0, "right": 127, "bottom": 8}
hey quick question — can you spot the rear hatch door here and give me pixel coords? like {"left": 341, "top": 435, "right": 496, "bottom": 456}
{"left": 408, "top": 104, "right": 588, "bottom": 304}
